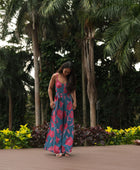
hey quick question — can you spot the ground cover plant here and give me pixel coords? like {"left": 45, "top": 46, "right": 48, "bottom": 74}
{"left": 0, "top": 124, "right": 32, "bottom": 149}
{"left": 0, "top": 123, "right": 140, "bottom": 149}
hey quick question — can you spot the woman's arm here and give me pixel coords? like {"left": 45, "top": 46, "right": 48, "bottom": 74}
{"left": 48, "top": 73, "right": 56, "bottom": 109}
{"left": 71, "top": 90, "right": 77, "bottom": 110}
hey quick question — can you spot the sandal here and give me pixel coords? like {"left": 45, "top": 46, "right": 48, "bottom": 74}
{"left": 56, "top": 153, "right": 63, "bottom": 158}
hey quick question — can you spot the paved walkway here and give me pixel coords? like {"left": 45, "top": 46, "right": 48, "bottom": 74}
{"left": 0, "top": 145, "right": 140, "bottom": 170}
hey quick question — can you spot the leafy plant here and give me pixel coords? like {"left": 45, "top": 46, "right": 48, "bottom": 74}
{"left": 0, "top": 124, "right": 32, "bottom": 149}
{"left": 29, "top": 122, "right": 114, "bottom": 148}
{"left": 106, "top": 126, "right": 140, "bottom": 145}
{"left": 73, "top": 124, "right": 114, "bottom": 146}
{"left": 29, "top": 121, "right": 50, "bottom": 148}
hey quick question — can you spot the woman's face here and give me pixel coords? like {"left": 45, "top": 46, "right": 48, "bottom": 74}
{"left": 63, "top": 68, "right": 71, "bottom": 76}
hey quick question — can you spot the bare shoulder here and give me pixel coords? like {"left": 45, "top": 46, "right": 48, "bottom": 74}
{"left": 51, "top": 73, "right": 59, "bottom": 80}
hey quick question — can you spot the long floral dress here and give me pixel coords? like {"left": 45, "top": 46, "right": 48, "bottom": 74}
{"left": 44, "top": 74, "right": 74, "bottom": 154}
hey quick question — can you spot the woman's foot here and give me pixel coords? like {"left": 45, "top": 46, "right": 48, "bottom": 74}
{"left": 135, "top": 139, "right": 140, "bottom": 145}
{"left": 65, "top": 153, "right": 70, "bottom": 157}
{"left": 56, "top": 153, "right": 63, "bottom": 158}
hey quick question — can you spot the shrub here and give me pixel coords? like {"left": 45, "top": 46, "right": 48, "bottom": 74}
{"left": 0, "top": 124, "right": 32, "bottom": 149}
{"left": 29, "top": 122, "right": 114, "bottom": 148}
{"left": 1, "top": 123, "right": 139, "bottom": 149}
{"left": 73, "top": 124, "right": 114, "bottom": 146}
{"left": 29, "top": 121, "right": 49, "bottom": 148}
{"left": 105, "top": 126, "right": 140, "bottom": 145}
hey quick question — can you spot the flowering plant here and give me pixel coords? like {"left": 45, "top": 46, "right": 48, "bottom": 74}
{"left": 0, "top": 124, "right": 32, "bottom": 149}
{"left": 105, "top": 126, "right": 140, "bottom": 145}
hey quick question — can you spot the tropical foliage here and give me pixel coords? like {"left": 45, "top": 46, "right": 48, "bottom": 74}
{"left": 1, "top": 123, "right": 139, "bottom": 149}
{"left": 0, "top": 124, "right": 32, "bottom": 149}
{"left": 106, "top": 125, "right": 140, "bottom": 145}
{"left": 0, "top": 47, "right": 33, "bottom": 130}
{"left": 0, "top": 0, "right": 139, "bottom": 133}
{"left": 96, "top": 0, "right": 140, "bottom": 73}
{"left": 29, "top": 123, "right": 140, "bottom": 147}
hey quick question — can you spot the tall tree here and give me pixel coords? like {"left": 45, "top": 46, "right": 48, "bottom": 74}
{"left": 0, "top": 0, "right": 46, "bottom": 126}
{"left": 0, "top": 47, "right": 33, "bottom": 130}
{"left": 41, "top": 0, "right": 103, "bottom": 127}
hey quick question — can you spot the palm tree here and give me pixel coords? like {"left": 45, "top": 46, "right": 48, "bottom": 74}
{"left": 0, "top": 47, "right": 33, "bottom": 130}
{"left": 0, "top": 48, "right": 14, "bottom": 130}
{"left": 80, "top": 1, "right": 99, "bottom": 127}
{"left": 95, "top": 0, "right": 140, "bottom": 73}
{"left": 40, "top": 0, "right": 104, "bottom": 127}
{"left": 1, "top": 0, "right": 46, "bottom": 126}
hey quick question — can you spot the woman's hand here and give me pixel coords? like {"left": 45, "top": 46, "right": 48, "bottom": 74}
{"left": 50, "top": 101, "right": 55, "bottom": 109}
{"left": 73, "top": 102, "right": 77, "bottom": 110}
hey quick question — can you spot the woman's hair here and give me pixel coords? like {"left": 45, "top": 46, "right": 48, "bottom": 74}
{"left": 57, "top": 61, "right": 76, "bottom": 93}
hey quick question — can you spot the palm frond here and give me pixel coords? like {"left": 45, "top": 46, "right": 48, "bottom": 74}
{"left": 104, "top": 13, "right": 140, "bottom": 73}
{"left": 115, "top": 37, "right": 134, "bottom": 73}
{"left": 96, "top": 0, "right": 139, "bottom": 19}
{"left": 104, "top": 18, "right": 132, "bottom": 55}
{"left": 2, "top": 0, "right": 23, "bottom": 38}
{"left": 81, "top": 0, "right": 92, "bottom": 10}
{"left": 40, "top": 0, "right": 67, "bottom": 17}
{"left": 16, "top": 2, "right": 28, "bottom": 35}
{"left": 134, "top": 41, "right": 140, "bottom": 62}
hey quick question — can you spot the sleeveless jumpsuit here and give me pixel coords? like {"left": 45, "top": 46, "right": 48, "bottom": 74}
{"left": 44, "top": 74, "right": 74, "bottom": 154}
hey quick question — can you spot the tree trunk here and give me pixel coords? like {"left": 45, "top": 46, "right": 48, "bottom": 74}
{"left": 82, "top": 49, "right": 87, "bottom": 127}
{"left": 83, "top": 27, "right": 96, "bottom": 127}
{"left": 41, "top": 99, "right": 44, "bottom": 124}
{"left": 38, "top": 41, "right": 44, "bottom": 125}
{"left": 44, "top": 101, "right": 49, "bottom": 122}
{"left": 8, "top": 90, "right": 12, "bottom": 130}
{"left": 31, "top": 27, "right": 41, "bottom": 126}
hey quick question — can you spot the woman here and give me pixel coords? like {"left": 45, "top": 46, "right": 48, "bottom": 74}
{"left": 44, "top": 61, "right": 77, "bottom": 158}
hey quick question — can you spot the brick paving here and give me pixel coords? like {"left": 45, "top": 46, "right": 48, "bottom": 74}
{"left": 0, "top": 145, "right": 140, "bottom": 170}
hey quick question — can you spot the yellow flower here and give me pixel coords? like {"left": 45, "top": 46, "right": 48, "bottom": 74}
{"left": 105, "top": 126, "right": 113, "bottom": 133}
{"left": 20, "top": 129, "right": 27, "bottom": 134}
{"left": 5, "top": 139, "right": 9, "bottom": 142}
{"left": 125, "top": 129, "right": 128, "bottom": 132}
{"left": 24, "top": 124, "right": 28, "bottom": 127}
{"left": 119, "top": 129, "right": 124, "bottom": 134}
{"left": 131, "top": 127, "right": 136, "bottom": 132}
{"left": 113, "top": 129, "right": 118, "bottom": 134}
{"left": 131, "top": 130, "right": 135, "bottom": 135}
{"left": 4, "top": 146, "right": 11, "bottom": 149}
{"left": 137, "top": 126, "right": 140, "bottom": 130}
{"left": 125, "top": 128, "right": 130, "bottom": 133}
{"left": 26, "top": 134, "right": 32, "bottom": 138}
{"left": 13, "top": 145, "right": 22, "bottom": 149}
{"left": 1, "top": 128, "right": 12, "bottom": 135}
{"left": 20, "top": 125, "right": 23, "bottom": 128}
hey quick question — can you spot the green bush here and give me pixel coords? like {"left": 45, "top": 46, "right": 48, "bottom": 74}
{"left": 0, "top": 124, "right": 32, "bottom": 149}
{"left": 73, "top": 124, "right": 112, "bottom": 146}
{"left": 105, "top": 126, "right": 140, "bottom": 145}
{"left": 29, "top": 121, "right": 49, "bottom": 148}
{"left": 29, "top": 123, "right": 140, "bottom": 148}
{"left": 1, "top": 123, "right": 140, "bottom": 149}
{"left": 29, "top": 122, "right": 114, "bottom": 147}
